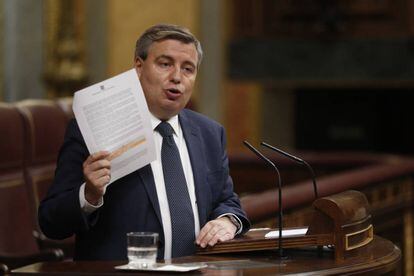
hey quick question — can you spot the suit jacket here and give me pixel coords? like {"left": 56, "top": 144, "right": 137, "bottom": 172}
{"left": 38, "top": 109, "right": 250, "bottom": 260}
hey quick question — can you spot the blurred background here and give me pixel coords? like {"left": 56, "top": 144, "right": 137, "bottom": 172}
{"left": 2, "top": 0, "right": 414, "bottom": 155}
{"left": 1, "top": 0, "right": 414, "bottom": 274}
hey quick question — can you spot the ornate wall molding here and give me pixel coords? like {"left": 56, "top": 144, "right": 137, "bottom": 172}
{"left": 43, "top": 0, "right": 88, "bottom": 97}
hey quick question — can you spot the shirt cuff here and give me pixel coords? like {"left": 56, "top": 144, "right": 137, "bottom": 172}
{"left": 79, "top": 183, "right": 104, "bottom": 214}
{"left": 218, "top": 213, "right": 243, "bottom": 235}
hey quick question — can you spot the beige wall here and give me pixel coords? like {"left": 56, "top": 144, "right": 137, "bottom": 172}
{"left": 107, "top": 0, "right": 200, "bottom": 76}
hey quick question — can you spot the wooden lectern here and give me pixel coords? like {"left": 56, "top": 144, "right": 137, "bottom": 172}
{"left": 197, "top": 190, "right": 374, "bottom": 261}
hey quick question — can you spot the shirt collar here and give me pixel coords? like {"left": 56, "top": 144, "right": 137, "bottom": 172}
{"left": 150, "top": 112, "right": 180, "bottom": 136}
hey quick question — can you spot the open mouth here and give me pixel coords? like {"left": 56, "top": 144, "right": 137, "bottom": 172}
{"left": 167, "top": 88, "right": 182, "bottom": 94}
{"left": 164, "top": 88, "right": 183, "bottom": 100}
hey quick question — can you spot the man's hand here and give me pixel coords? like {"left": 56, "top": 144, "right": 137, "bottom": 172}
{"left": 196, "top": 216, "right": 237, "bottom": 248}
{"left": 83, "top": 151, "right": 111, "bottom": 205}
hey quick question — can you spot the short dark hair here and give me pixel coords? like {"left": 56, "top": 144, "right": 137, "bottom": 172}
{"left": 135, "top": 24, "right": 203, "bottom": 67}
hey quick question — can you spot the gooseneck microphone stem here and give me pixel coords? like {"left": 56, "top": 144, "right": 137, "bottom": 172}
{"left": 243, "top": 141, "right": 285, "bottom": 258}
{"left": 261, "top": 142, "right": 318, "bottom": 200}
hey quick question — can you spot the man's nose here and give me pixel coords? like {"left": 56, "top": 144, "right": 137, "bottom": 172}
{"left": 170, "top": 66, "right": 181, "bottom": 84}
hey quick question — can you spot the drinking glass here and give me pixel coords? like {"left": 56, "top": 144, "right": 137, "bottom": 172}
{"left": 127, "top": 232, "right": 158, "bottom": 268}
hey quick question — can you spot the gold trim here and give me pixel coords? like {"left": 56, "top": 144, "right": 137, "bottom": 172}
{"left": 344, "top": 224, "right": 374, "bottom": 251}
{"left": 403, "top": 202, "right": 413, "bottom": 275}
{"left": 342, "top": 215, "right": 371, "bottom": 228}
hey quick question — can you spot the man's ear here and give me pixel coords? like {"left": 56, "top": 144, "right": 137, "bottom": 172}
{"left": 134, "top": 57, "right": 143, "bottom": 76}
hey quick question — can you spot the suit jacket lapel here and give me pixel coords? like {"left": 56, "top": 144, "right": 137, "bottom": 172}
{"left": 179, "top": 111, "right": 209, "bottom": 227}
{"left": 138, "top": 164, "right": 162, "bottom": 225}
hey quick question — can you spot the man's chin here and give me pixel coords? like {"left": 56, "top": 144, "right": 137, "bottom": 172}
{"left": 155, "top": 107, "right": 182, "bottom": 120}
{"left": 149, "top": 99, "right": 189, "bottom": 119}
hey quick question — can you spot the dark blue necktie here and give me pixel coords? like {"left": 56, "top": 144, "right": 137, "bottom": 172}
{"left": 156, "top": 121, "right": 195, "bottom": 257}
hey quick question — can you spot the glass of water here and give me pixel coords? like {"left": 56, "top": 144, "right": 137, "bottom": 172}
{"left": 127, "top": 232, "right": 158, "bottom": 268}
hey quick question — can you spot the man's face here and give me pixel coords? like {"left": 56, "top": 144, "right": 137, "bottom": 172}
{"left": 135, "top": 39, "right": 198, "bottom": 120}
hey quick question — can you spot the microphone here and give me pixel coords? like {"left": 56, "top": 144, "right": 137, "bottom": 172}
{"left": 243, "top": 140, "right": 285, "bottom": 258}
{"left": 261, "top": 142, "right": 318, "bottom": 200}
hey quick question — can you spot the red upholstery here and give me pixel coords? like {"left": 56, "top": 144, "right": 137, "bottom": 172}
{"left": 0, "top": 103, "right": 38, "bottom": 255}
{"left": 16, "top": 100, "right": 68, "bottom": 219}
{"left": 17, "top": 100, "right": 68, "bottom": 165}
{"left": 16, "top": 100, "right": 74, "bottom": 257}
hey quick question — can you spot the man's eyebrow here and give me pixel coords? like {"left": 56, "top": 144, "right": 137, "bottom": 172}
{"left": 155, "top": 55, "right": 196, "bottom": 68}
{"left": 155, "top": 55, "right": 173, "bottom": 62}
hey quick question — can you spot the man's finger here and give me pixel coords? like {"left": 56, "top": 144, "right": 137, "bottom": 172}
{"left": 218, "top": 232, "right": 233, "bottom": 243}
{"left": 95, "top": 174, "right": 111, "bottom": 186}
{"left": 84, "top": 151, "right": 110, "bottom": 166}
{"left": 197, "top": 222, "right": 223, "bottom": 247}
{"left": 87, "top": 159, "right": 111, "bottom": 172}
{"left": 196, "top": 222, "right": 213, "bottom": 245}
{"left": 207, "top": 228, "right": 227, "bottom": 246}
{"left": 88, "top": 168, "right": 111, "bottom": 183}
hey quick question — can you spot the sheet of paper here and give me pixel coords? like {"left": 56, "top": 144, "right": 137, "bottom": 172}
{"left": 264, "top": 227, "right": 308, "bottom": 238}
{"left": 73, "top": 68, "right": 156, "bottom": 184}
{"left": 114, "top": 263, "right": 207, "bottom": 272}
{"left": 153, "top": 264, "right": 207, "bottom": 272}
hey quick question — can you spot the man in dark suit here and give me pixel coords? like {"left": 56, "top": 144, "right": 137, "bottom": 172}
{"left": 38, "top": 24, "right": 250, "bottom": 261}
